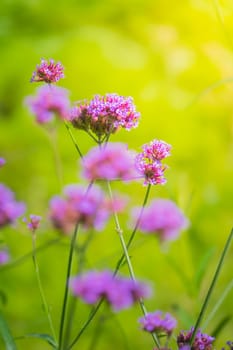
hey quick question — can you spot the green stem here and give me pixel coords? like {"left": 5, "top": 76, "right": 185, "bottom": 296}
{"left": 64, "top": 121, "right": 83, "bottom": 159}
{"left": 32, "top": 233, "right": 57, "bottom": 345}
{"left": 106, "top": 181, "right": 160, "bottom": 349}
{"left": 190, "top": 227, "right": 233, "bottom": 345}
{"left": 58, "top": 223, "right": 80, "bottom": 350}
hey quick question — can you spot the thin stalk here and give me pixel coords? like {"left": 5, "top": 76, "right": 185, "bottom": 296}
{"left": 106, "top": 181, "right": 160, "bottom": 349}
{"left": 31, "top": 233, "right": 57, "bottom": 345}
{"left": 58, "top": 222, "right": 80, "bottom": 350}
{"left": 190, "top": 227, "right": 233, "bottom": 345}
{"left": 114, "top": 184, "right": 151, "bottom": 275}
{"left": 64, "top": 121, "right": 83, "bottom": 159}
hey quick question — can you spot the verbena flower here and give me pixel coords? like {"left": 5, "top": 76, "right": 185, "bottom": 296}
{"left": 30, "top": 58, "right": 64, "bottom": 84}
{"left": 82, "top": 142, "right": 137, "bottom": 181}
{"left": 70, "top": 93, "right": 140, "bottom": 138}
{"left": 131, "top": 199, "right": 189, "bottom": 241}
{"left": 135, "top": 139, "right": 171, "bottom": 185}
{"left": 177, "top": 327, "right": 214, "bottom": 350}
{"left": 49, "top": 184, "right": 125, "bottom": 234}
{"left": 26, "top": 85, "right": 70, "bottom": 124}
{"left": 69, "top": 270, "right": 151, "bottom": 312}
{"left": 24, "top": 214, "right": 41, "bottom": 232}
{"left": 139, "top": 310, "right": 177, "bottom": 336}
{"left": 0, "top": 250, "right": 9, "bottom": 265}
{"left": 0, "top": 158, "right": 5, "bottom": 167}
{"left": 0, "top": 184, "right": 25, "bottom": 228}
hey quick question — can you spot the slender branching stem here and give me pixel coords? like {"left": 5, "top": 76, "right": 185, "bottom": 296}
{"left": 106, "top": 181, "right": 160, "bottom": 349}
{"left": 190, "top": 227, "right": 233, "bottom": 345}
{"left": 31, "top": 233, "right": 57, "bottom": 345}
{"left": 64, "top": 121, "right": 83, "bottom": 159}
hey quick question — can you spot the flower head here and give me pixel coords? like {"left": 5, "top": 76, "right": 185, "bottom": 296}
{"left": 24, "top": 214, "right": 41, "bottom": 232}
{"left": 177, "top": 327, "right": 214, "bottom": 350}
{"left": 70, "top": 93, "right": 140, "bottom": 138}
{"left": 26, "top": 85, "right": 70, "bottom": 124}
{"left": 82, "top": 142, "right": 137, "bottom": 182}
{"left": 0, "top": 184, "right": 25, "bottom": 228}
{"left": 69, "top": 270, "right": 151, "bottom": 312}
{"left": 135, "top": 140, "right": 171, "bottom": 185}
{"left": 0, "top": 250, "right": 9, "bottom": 265}
{"left": 30, "top": 58, "right": 64, "bottom": 84}
{"left": 0, "top": 158, "right": 6, "bottom": 167}
{"left": 131, "top": 199, "right": 189, "bottom": 242}
{"left": 139, "top": 311, "right": 177, "bottom": 336}
{"left": 49, "top": 184, "right": 125, "bottom": 234}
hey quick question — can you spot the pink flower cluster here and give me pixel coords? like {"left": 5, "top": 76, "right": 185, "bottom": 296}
{"left": 70, "top": 93, "right": 140, "bottom": 138}
{"left": 69, "top": 270, "right": 151, "bottom": 312}
{"left": 139, "top": 311, "right": 177, "bottom": 336}
{"left": 177, "top": 327, "right": 214, "bottom": 350}
{"left": 135, "top": 140, "right": 171, "bottom": 185}
{"left": 26, "top": 85, "right": 70, "bottom": 124}
{"left": 49, "top": 184, "right": 125, "bottom": 234}
{"left": 24, "top": 214, "right": 41, "bottom": 232}
{"left": 0, "top": 184, "right": 25, "bottom": 228}
{"left": 82, "top": 142, "right": 137, "bottom": 181}
{"left": 30, "top": 58, "right": 64, "bottom": 84}
{"left": 131, "top": 199, "right": 189, "bottom": 241}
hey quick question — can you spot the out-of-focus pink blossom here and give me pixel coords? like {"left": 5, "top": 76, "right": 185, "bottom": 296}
{"left": 82, "top": 142, "right": 137, "bottom": 182}
{"left": 0, "top": 158, "right": 6, "bottom": 167}
{"left": 30, "top": 59, "right": 64, "bottom": 84}
{"left": 69, "top": 270, "right": 151, "bottom": 312}
{"left": 139, "top": 311, "right": 177, "bottom": 336}
{"left": 131, "top": 199, "right": 189, "bottom": 241}
{"left": 0, "top": 184, "right": 25, "bottom": 228}
{"left": 49, "top": 184, "right": 126, "bottom": 234}
{"left": 25, "top": 85, "right": 70, "bottom": 124}
{"left": 0, "top": 250, "right": 9, "bottom": 265}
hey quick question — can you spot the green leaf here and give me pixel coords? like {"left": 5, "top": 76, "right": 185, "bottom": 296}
{"left": 0, "top": 311, "right": 17, "bottom": 350}
{"left": 15, "top": 333, "right": 57, "bottom": 348}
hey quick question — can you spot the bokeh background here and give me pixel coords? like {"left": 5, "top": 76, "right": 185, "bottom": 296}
{"left": 0, "top": 0, "right": 233, "bottom": 349}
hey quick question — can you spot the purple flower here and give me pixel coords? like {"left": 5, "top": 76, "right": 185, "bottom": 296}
{"left": 135, "top": 140, "right": 171, "bottom": 185}
{"left": 49, "top": 184, "right": 125, "bottom": 234}
{"left": 82, "top": 142, "right": 137, "bottom": 181}
{"left": 24, "top": 214, "right": 41, "bottom": 232}
{"left": 30, "top": 58, "right": 64, "bottom": 84}
{"left": 177, "top": 327, "right": 214, "bottom": 350}
{"left": 0, "top": 158, "right": 6, "bottom": 167}
{"left": 131, "top": 199, "right": 189, "bottom": 242}
{"left": 26, "top": 85, "right": 70, "bottom": 124}
{"left": 139, "top": 311, "right": 177, "bottom": 336}
{"left": 69, "top": 270, "right": 151, "bottom": 312}
{"left": 70, "top": 93, "right": 140, "bottom": 137}
{"left": 0, "top": 250, "right": 9, "bottom": 265}
{"left": 0, "top": 184, "right": 25, "bottom": 228}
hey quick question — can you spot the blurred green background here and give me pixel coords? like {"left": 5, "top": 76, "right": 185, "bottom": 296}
{"left": 0, "top": 0, "right": 233, "bottom": 349}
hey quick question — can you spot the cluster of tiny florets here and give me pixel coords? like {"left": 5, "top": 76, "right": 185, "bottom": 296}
{"left": 24, "top": 214, "right": 41, "bottom": 232}
{"left": 26, "top": 85, "right": 70, "bottom": 124}
{"left": 82, "top": 142, "right": 137, "bottom": 182}
{"left": 69, "top": 270, "right": 151, "bottom": 312}
{"left": 30, "top": 58, "right": 64, "bottom": 84}
{"left": 135, "top": 140, "right": 171, "bottom": 185}
{"left": 139, "top": 311, "right": 177, "bottom": 336}
{"left": 131, "top": 199, "right": 189, "bottom": 241}
{"left": 70, "top": 93, "right": 140, "bottom": 138}
{"left": 0, "top": 250, "right": 9, "bottom": 265}
{"left": 0, "top": 184, "right": 25, "bottom": 228}
{"left": 177, "top": 327, "right": 214, "bottom": 350}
